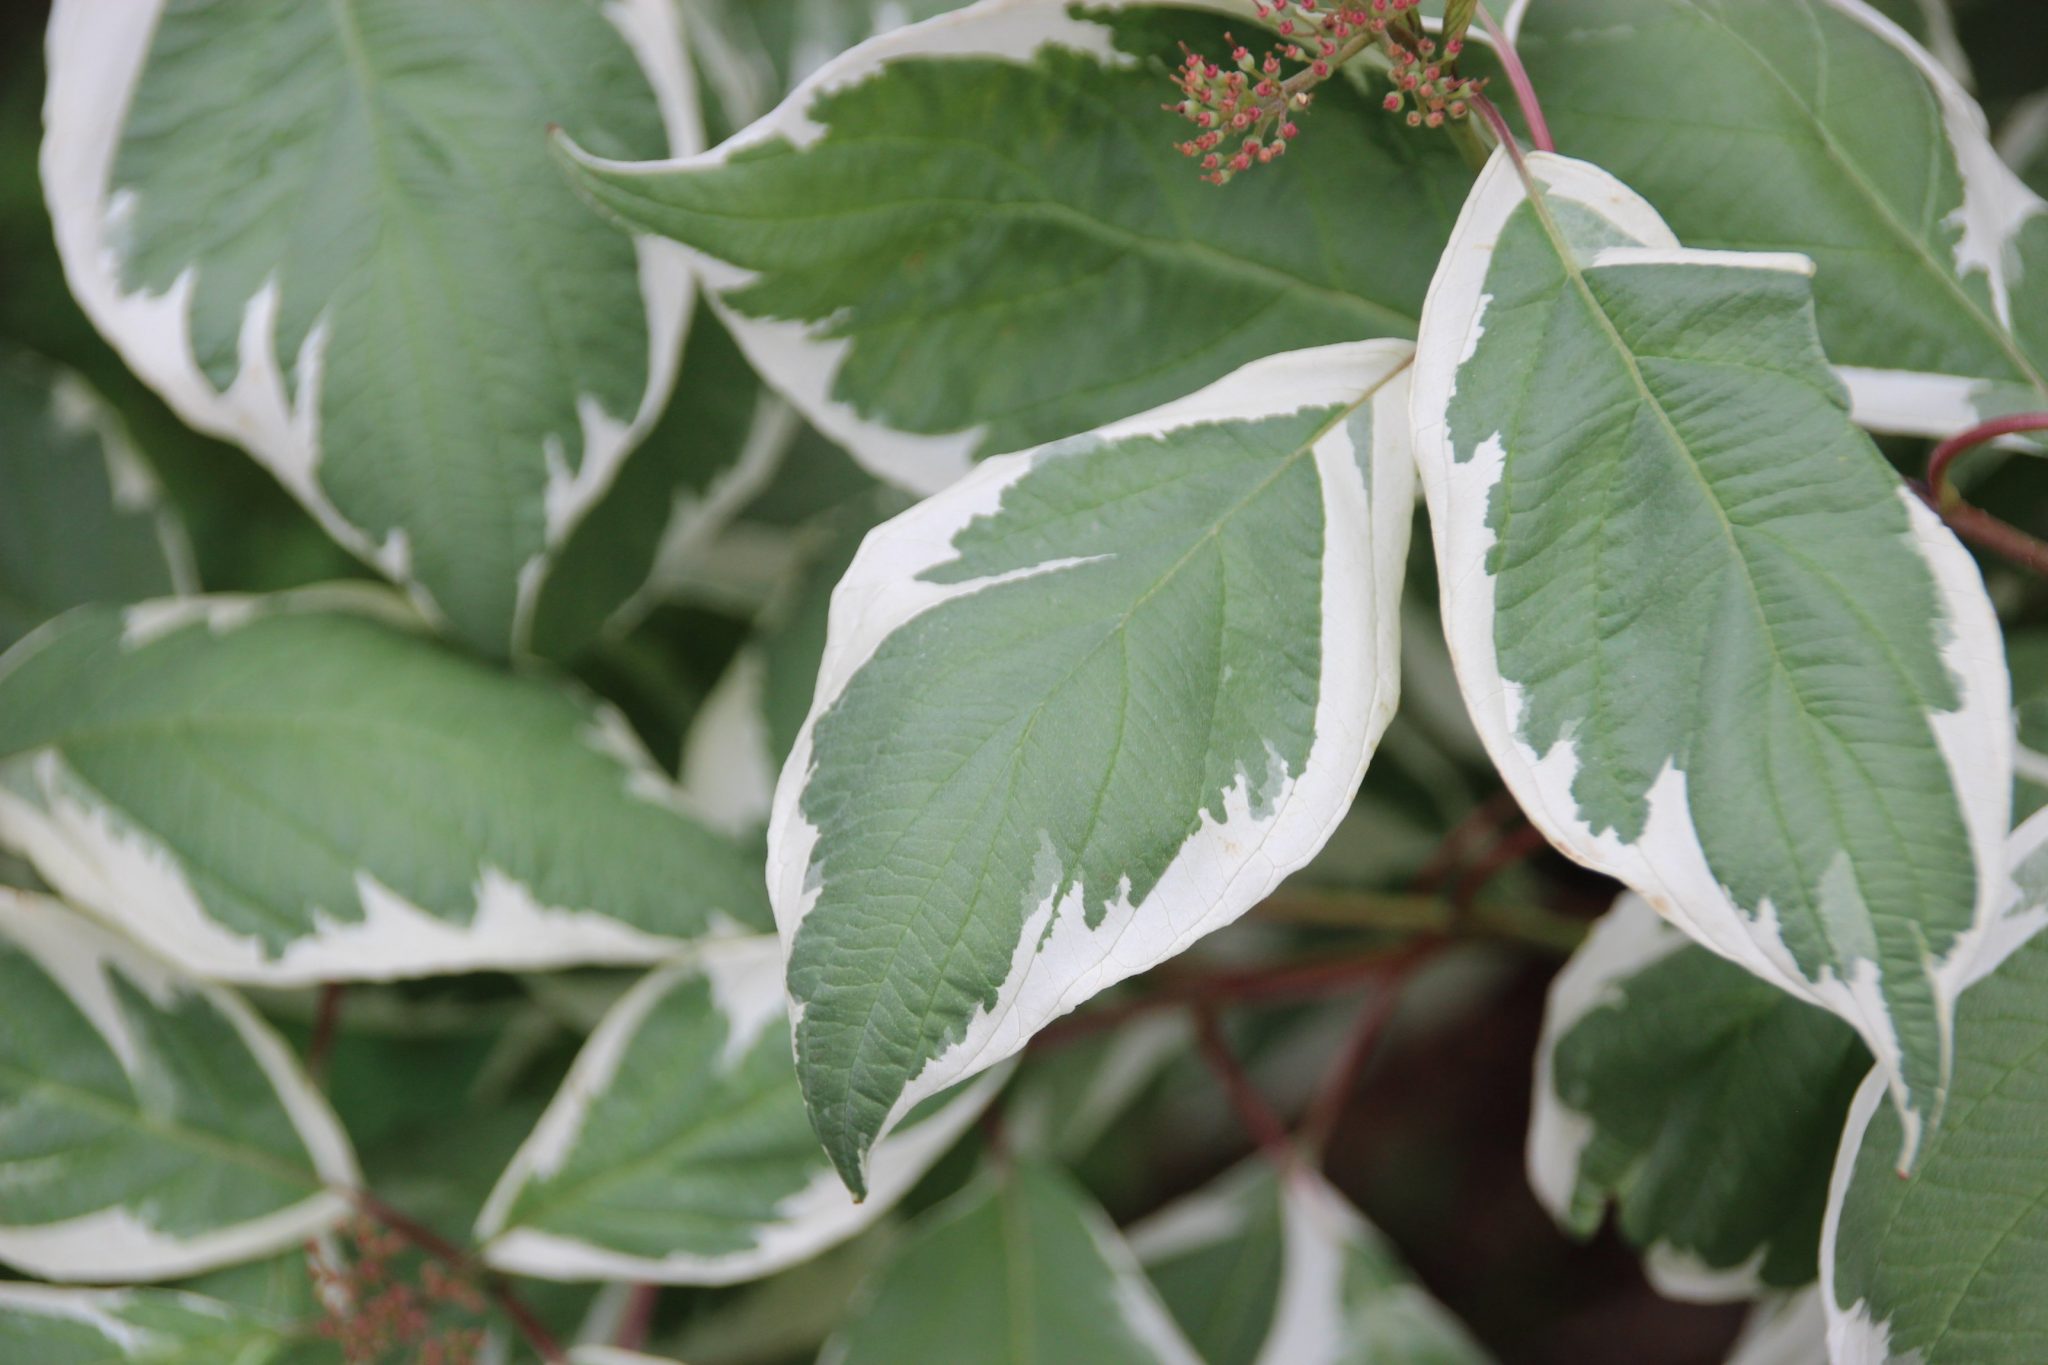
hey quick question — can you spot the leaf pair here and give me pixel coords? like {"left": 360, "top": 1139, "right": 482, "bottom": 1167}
{"left": 559, "top": 0, "right": 2021, "bottom": 1192}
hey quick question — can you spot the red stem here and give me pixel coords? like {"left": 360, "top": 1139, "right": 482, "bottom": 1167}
{"left": 308, "top": 983, "right": 346, "bottom": 1083}
{"left": 1299, "top": 941, "right": 1440, "bottom": 1155}
{"left": 1475, "top": 2, "right": 1555, "bottom": 152}
{"left": 1410, "top": 790, "right": 1522, "bottom": 897}
{"left": 352, "top": 1192, "right": 566, "bottom": 1363}
{"left": 1918, "top": 412, "right": 2048, "bottom": 576}
{"left": 613, "top": 1284, "right": 661, "bottom": 1353}
{"left": 1450, "top": 823, "right": 1552, "bottom": 914}
{"left": 1193, "top": 1006, "right": 1295, "bottom": 1163}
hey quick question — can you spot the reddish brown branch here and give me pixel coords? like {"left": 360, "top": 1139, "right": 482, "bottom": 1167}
{"left": 308, "top": 983, "right": 347, "bottom": 1084}
{"left": 1299, "top": 941, "right": 1442, "bottom": 1154}
{"left": 1193, "top": 1006, "right": 1295, "bottom": 1162}
{"left": 1918, "top": 412, "right": 2048, "bottom": 576}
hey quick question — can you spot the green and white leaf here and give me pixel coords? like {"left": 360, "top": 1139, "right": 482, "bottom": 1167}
{"left": 1726, "top": 1290, "right": 1829, "bottom": 1365}
{"left": 0, "top": 1283, "right": 334, "bottom": 1365}
{"left": 41, "top": 0, "right": 699, "bottom": 652}
{"left": 821, "top": 1161, "right": 1199, "bottom": 1365}
{"left": 529, "top": 307, "right": 800, "bottom": 661}
{"left": 0, "top": 348, "right": 194, "bottom": 651}
{"left": 678, "top": 486, "right": 910, "bottom": 835}
{"left": 0, "top": 890, "right": 356, "bottom": 1281}
{"left": 1504, "top": 0, "right": 2048, "bottom": 435}
{"left": 1413, "top": 148, "right": 2012, "bottom": 1166}
{"left": 571, "top": 1350, "right": 684, "bottom": 1365}
{"left": 0, "top": 590, "right": 769, "bottom": 984}
{"left": 770, "top": 341, "right": 1416, "bottom": 1192}
{"left": 476, "top": 936, "right": 1001, "bottom": 1284}
{"left": 1130, "top": 1159, "right": 1488, "bottom": 1365}
{"left": 1529, "top": 893, "right": 1865, "bottom": 1300}
{"left": 1820, "top": 809, "right": 2048, "bottom": 1363}
{"left": 561, "top": 0, "right": 1468, "bottom": 492}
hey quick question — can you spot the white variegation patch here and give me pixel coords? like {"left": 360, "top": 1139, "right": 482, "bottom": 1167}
{"left": 560, "top": 0, "right": 1274, "bottom": 494}
{"left": 477, "top": 937, "right": 1002, "bottom": 1285}
{"left": 0, "top": 889, "right": 356, "bottom": 1282}
{"left": 42, "top": 0, "right": 700, "bottom": 643}
{"left": 1414, "top": 148, "right": 2012, "bottom": 1169}
{"left": 769, "top": 340, "right": 1416, "bottom": 1183}
{"left": 1080, "top": 1195, "right": 1204, "bottom": 1365}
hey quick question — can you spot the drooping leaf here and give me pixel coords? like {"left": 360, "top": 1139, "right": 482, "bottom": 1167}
{"left": 0, "top": 889, "right": 356, "bottom": 1282}
{"left": 530, "top": 308, "right": 799, "bottom": 662}
{"left": 0, "top": 590, "right": 769, "bottom": 984}
{"left": 561, "top": 1, "right": 1468, "bottom": 492}
{"left": 1412, "top": 148, "right": 2012, "bottom": 1166}
{"left": 0, "top": 347, "right": 193, "bottom": 650}
{"left": 821, "top": 1161, "right": 1198, "bottom": 1365}
{"left": 476, "top": 937, "right": 1000, "bottom": 1284}
{"left": 1820, "top": 810, "right": 2048, "bottom": 1363}
{"left": 41, "top": 0, "right": 698, "bottom": 653}
{"left": 1130, "top": 1159, "right": 1489, "bottom": 1365}
{"left": 1528, "top": 894, "right": 1865, "bottom": 1299}
{"left": 1507, "top": 0, "right": 2048, "bottom": 435}
{"left": 0, "top": 1283, "right": 337, "bottom": 1365}
{"left": 771, "top": 342, "right": 1416, "bottom": 1191}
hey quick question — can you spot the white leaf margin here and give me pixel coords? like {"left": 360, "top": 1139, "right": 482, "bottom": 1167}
{"left": 1130, "top": 1157, "right": 1473, "bottom": 1365}
{"left": 1817, "top": 808, "right": 2048, "bottom": 1364}
{"left": 475, "top": 936, "right": 1004, "bottom": 1285}
{"left": 1413, "top": 147, "right": 2012, "bottom": 1168}
{"left": 561, "top": 0, "right": 1268, "bottom": 495}
{"left": 0, "top": 888, "right": 358, "bottom": 1283}
{"left": 0, "top": 587, "right": 749, "bottom": 986}
{"left": 41, "top": 0, "right": 703, "bottom": 646}
{"left": 768, "top": 339, "right": 1417, "bottom": 1186}
{"left": 1502, "top": 0, "right": 2048, "bottom": 436}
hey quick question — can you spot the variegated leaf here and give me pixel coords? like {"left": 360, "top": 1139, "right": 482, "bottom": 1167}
{"left": 0, "top": 890, "right": 356, "bottom": 1282}
{"left": 0, "top": 1283, "right": 337, "bottom": 1364}
{"left": 1820, "top": 810, "right": 2048, "bottom": 1363}
{"left": 0, "top": 590, "right": 769, "bottom": 984}
{"left": 561, "top": 0, "right": 1467, "bottom": 492}
{"left": 1529, "top": 893, "right": 1864, "bottom": 1299}
{"left": 770, "top": 342, "right": 1416, "bottom": 1192}
{"left": 476, "top": 937, "right": 1000, "bottom": 1284}
{"left": 1130, "top": 1159, "right": 1489, "bottom": 1365}
{"left": 0, "top": 347, "right": 194, "bottom": 651}
{"left": 42, "top": 0, "right": 698, "bottom": 653}
{"left": 1504, "top": 0, "right": 2048, "bottom": 436}
{"left": 821, "top": 1161, "right": 1199, "bottom": 1365}
{"left": 1412, "top": 148, "right": 2010, "bottom": 1166}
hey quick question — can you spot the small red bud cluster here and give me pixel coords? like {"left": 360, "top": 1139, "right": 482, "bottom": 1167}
{"left": 1380, "top": 28, "right": 1484, "bottom": 129}
{"left": 1165, "top": 0, "right": 1485, "bottom": 183}
{"left": 308, "top": 1217, "right": 491, "bottom": 1365}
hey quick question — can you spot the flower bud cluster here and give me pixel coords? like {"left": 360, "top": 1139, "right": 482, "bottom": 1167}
{"left": 309, "top": 1216, "right": 491, "bottom": 1365}
{"left": 1165, "top": 0, "right": 1485, "bottom": 183}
